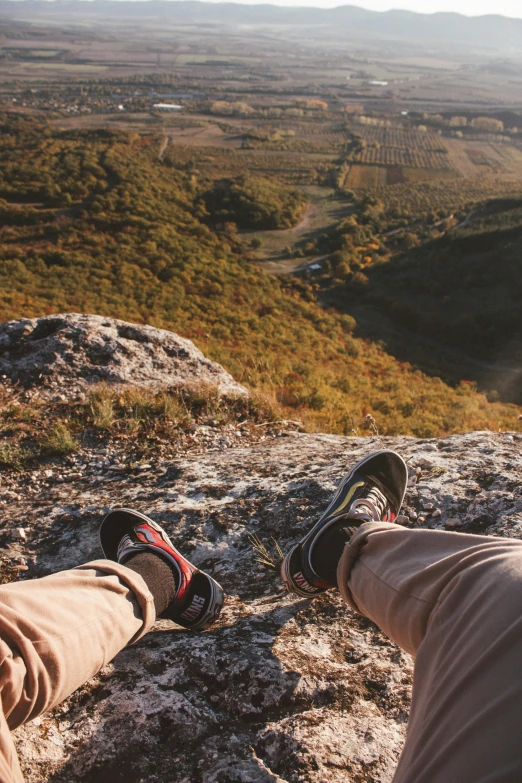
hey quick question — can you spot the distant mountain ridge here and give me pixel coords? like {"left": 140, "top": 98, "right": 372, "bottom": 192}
{"left": 1, "top": 1, "right": 522, "bottom": 52}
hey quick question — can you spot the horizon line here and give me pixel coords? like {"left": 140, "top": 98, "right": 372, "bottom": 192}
{"left": 0, "top": 0, "right": 518, "bottom": 20}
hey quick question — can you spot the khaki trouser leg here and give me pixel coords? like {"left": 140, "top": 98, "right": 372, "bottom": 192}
{"left": 0, "top": 560, "right": 155, "bottom": 783}
{"left": 338, "top": 522, "right": 522, "bottom": 783}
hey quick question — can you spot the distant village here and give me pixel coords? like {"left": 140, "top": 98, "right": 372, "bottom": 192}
{"left": 4, "top": 87, "right": 197, "bottom": 115}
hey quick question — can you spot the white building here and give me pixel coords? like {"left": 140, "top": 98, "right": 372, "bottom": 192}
{"left": 153, "top": 103, "right": 183, "bottom": 111}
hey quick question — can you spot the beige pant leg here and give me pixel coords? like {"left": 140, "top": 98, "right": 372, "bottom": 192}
{"left": 0, "top": 560, "right": 156, "bottom": 782}
{"left": 0, "top": 707, "right": 23, "bottom": 783}
{"left": 338, "top": 522, "right": 522, "bottom": 783}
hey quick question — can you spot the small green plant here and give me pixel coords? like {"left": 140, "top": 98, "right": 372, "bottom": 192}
{"left": 41, "top": 421, "right": 79, "bottom": 455}
{"left": 0, "top": 443, "right": 26, "bottom": 471}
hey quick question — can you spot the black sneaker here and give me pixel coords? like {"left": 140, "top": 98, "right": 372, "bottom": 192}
{"left": 281, "top": 450, "right": 408, "bottom": 598}
{"left": 100, "top": 508, "right": 224, "bottom": 631}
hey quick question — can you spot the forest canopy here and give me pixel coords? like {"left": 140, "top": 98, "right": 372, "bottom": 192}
{"left": 200, "top": 175, "right": 308, "bottom": 230}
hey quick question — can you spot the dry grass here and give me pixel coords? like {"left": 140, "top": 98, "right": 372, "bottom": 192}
{"left": 89, "top": 386, "right": 115, "bottom": 430}
{"left": 248, "top": 533, "right": 284, "bottom": 569}
{"left": 0, "top": 382, "right": 284, "bottom": 470}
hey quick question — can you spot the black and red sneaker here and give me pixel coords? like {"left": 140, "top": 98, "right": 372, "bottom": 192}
{"left": 100, "top": 508, "right": 224, "bottom": 631}
{"left": 281, "top": 450, "right": 408, "bottom": 598}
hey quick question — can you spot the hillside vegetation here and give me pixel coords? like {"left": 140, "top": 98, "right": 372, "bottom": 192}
{"left": 201, "top": 175, "right": 308, "bottom": 230}
{"left": 0, "top": 114, "right": 519, "bottom": 437}
{"left": 332, "top": 199, "right": 522, "bottom": 403}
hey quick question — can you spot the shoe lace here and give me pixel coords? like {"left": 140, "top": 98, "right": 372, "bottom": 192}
{"left": 345, "top": 484, "right": 388, "bottom": 523}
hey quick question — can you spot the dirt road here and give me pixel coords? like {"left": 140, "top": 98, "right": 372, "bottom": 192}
{"left": 158, "top": 135, "right": 169, "bottom": 161}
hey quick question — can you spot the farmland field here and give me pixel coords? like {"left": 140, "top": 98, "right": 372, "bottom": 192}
{"left": 344, "top": 164, "right": 456, "bottom": 188}
{"left": 353, "top": 126, "right": 451, "bottom": 169}
{"left": 401, "top": 166, "right": 457, "bottom": 183}
{"left": 444, "top": 138, "right": 522, "bottom": 178}
{"left": 356, "top": 145, "right": 449, "bottom": 168}
{"left": 344, "top": 164, "right": 386, "bottom": 188}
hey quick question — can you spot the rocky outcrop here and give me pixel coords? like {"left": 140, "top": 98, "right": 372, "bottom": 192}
{"left": 0, "top": 314, "right": 247, "bottom": 399}
{"left": 1, "top": 430, "right": 521, "bottom": 782}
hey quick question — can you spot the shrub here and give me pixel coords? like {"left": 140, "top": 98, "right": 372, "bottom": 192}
{"left": 41, "top": 421, "right": 79, "bottom": 455}
{"left": 0, "top": 443, "right": 26, "bottom": 471}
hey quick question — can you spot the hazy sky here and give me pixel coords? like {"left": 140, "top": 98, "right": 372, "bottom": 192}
{"left": 352, "top": 0, "right": 520, "bottom": 13}
{"left": 339, "top": 1, "right": 521, "bottom": 13}
{"left": 205, "top": 0, "right": 522, "bottom": 15}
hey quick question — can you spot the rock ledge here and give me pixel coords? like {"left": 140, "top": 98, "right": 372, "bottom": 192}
{"left": 0, "top": 313, "right": 247, "bottom": 399}
{"left": 2, "top": 430, "right": 521, "bottom": 782}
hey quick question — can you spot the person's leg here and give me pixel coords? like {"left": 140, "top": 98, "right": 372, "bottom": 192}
{"left": 0, "top": 508, "right": 224, "bottom": 781}
{"left": 0, "top": 560, "right": 155, "bottom": 782}
{"left": 0, "top": 706, "right": 24, "bottom": 783}
{"left": 0, "top": 560, "right": 155, "bottom": 730}
{"left": 337, "top": 521, "right": 522, "bottom": 783}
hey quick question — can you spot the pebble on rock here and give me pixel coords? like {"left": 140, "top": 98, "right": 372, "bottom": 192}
{"left": 445, "top": 518, "right": 462, "bottom": 528}
{"left": 12, "top": 528, "right": 26, "bottom": 541}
